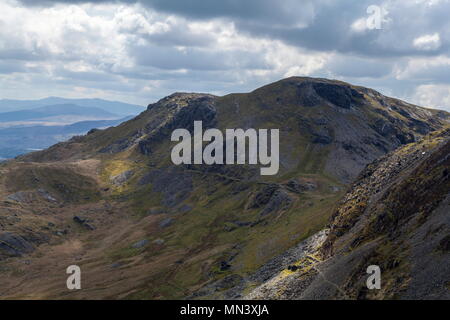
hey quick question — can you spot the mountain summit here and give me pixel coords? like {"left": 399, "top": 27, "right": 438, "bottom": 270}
{"left": 21, "top": 77, "right": 448, "bottom": 182}
{"left": 0, "top": 77, "right": 448, "bottom": 299}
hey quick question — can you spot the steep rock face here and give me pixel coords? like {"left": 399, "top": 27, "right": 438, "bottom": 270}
{"left": 246, "top": 128, "right": 449, "bottom": 300}
{"left": 317, "top": 129, "right": 450, "bottom": 299}
{"left": 0, "top": 77, "right": 448, "bottom": 299}
{"left": 321, "top": 129, "right": 450, "bottom": 258}
{"left": 312, "top": 82, "right": 363, "bottom": 109}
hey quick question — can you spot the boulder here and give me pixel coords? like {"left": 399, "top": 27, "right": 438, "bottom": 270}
{"left": 132, "top": 239, "right": 149, "bottom": 249}
{"left": 111, "top": 170, "right": 134, "bottom": 186}
{"left": 159, "top": 218, "right": 174, "bottom": 228}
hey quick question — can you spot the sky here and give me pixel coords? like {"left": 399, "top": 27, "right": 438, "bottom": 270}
{"left": 0, "top": 0, "right": 450, "bottom": 111}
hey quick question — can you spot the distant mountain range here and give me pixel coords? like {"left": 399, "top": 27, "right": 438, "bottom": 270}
{"left": 0, "top": 104, "right": 118, "bottom": 123}
{"left": 0, "top": 97, "right": 144, "bottom": 116}
{"left": 0, "top": 116, "right": 132, "bottom": 159}
{"left": 0, "top": 97, "right": 144, "bottom": 159}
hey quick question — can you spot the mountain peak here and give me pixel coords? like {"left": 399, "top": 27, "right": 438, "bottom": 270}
{"left": 147, "top": 92, "right": 217, "bottom": 110}
{"left": 19, "top": 77, "right": 448, "bottom": 181}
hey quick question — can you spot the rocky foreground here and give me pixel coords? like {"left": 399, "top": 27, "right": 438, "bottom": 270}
{"left": 245, "top": 128, "right": 450, "bottom": 299}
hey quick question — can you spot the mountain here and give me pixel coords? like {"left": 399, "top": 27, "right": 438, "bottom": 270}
{"left": 0, "top": 97, "right": 144, "bottom": 116}
{"left": 0, "top": 77, "right": 448, "bottom": 299}
{"left": 0, "top": 104, "right": 118, "bottom": 123}
{"left": 246, "top": 127, "right": 449, "bottom": 300}
{"left": 0, "top": 116, "right": 133, "bottom": 159}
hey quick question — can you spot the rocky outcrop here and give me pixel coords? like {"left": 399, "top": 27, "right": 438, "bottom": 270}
{"left": 73, "top": 216, "right": 96, "bottom": 230}
{"left": 138, "top": 94, "right": 217, "bottom": 156}
{"left": 6, "top": 189, "right": 57, "bottom": 204}
{"left": 6, "top": 191, "right": 35, "bottom": 203}
{"left": 312, "top": 82, "right": 363, "bottom": 109}
{"left": 0, "top": 232, "right": 34, "bottom": 259}
{"left": 111, "top": 170, "right": 134, "bottom": 186}
{"left": 247, "top": 184, "right": 293, "bottom": 216}
{"left": 283, "top": 179, "right": 317, "bottom": 193}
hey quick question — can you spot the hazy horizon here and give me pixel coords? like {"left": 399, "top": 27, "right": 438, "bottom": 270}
{"left": 1, "top": 77, "right": 450, "bottom": 114}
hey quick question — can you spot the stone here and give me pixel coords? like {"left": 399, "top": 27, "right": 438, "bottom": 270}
{"left": 159, "top": 218, "right": 174, "bottom": 228}
{"left": 111, "top": 170, "right": 134, "bottom": 186}
{"left": 0, "top": 232, "right": 34, "bottom": 258}
{"left": 73, "top": 216, "right": 86, "bottom": 224}
{"left": 132, "top": 239, "right": 149, "bottom": 248}
{"left": 220, "top": 261, "right": 231, "bottom": 271}
{"left": 6, "top": 191, "right": 33, "bottom": 203}
{"left": 37, "top": 189, "right": 57, "bottom": 202}
{"left": 153, "top": 238, "right": 165, "bottom": 245}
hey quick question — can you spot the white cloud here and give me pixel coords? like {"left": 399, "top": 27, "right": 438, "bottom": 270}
{"left": 413, "top": 33, "right": 441, "bottom": 51}
{"left": 412, "top": 84, "right": 450, "bottom": 111}
{"left": 350, "top": 18, "right": 368, "bottom": 33}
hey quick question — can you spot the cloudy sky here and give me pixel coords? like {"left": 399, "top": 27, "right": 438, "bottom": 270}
{"left": 1, "top": 0, "right": 450, "bottom": 111}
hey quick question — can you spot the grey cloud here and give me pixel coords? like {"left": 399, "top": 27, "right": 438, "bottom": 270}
{"left": 130, "top": 43, "right": 271, "bottom": 71}
{"left": 0, "top": 60, "right": 26, "bottom": 74}
{"left": 118, "top": 18, "right": 216, "bottom": 48}
{"left": 17, "top": 0, "right": 450, "bottom": 58}
{"left": 0, "top": 48, "right": 48, "bottom": 61}
{"left": 238, "top": 1, "right": 450, "bottom": 58}
{"left": 18, "top": 0, "right": 315, "bottom": 26}
{"left": 139, "top": 27, "right": 215, "bottom": 48}
{"left": 325, "top": 55, "right": 393, "bottom": 78}
{"left": 402, "top": 64, "right": 450, "bottom": 85}
{"left": 57, "top": 69, "right": 121, "bottom": 82}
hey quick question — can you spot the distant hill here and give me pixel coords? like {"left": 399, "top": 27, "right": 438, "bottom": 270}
{"left": 0, "top": 101, "right": 137, "bottom": 159}
{"left": 0, "top": 104, "right": 118, "bottom": 122}
{"left": 0, "top": 116, "right": 132, "bottom": 159}
{"left": 0, "top": 97, "right": 144, "bottom": 116}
